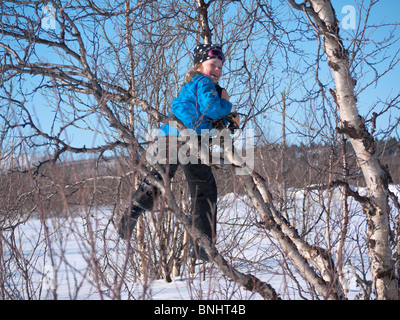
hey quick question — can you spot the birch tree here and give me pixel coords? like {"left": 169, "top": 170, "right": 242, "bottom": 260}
{"left": 287, "top": 0, "right": 399, "bottom": 299}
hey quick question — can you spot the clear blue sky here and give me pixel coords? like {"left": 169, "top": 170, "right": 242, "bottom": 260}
{"left": 27, "top": 0, "right": 400, "bottom": 157}
{"left": 263, "top": 0, "right": 400, "bottom": 143}
{"left": 341, "top": 0, "right": 400, "bottom": 137}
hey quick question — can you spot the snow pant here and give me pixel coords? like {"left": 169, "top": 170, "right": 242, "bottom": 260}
{"left": 134, "top": 162, "right": 218, "bottom": 241}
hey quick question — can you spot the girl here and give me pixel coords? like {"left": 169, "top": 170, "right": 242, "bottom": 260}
{"left": 117, "top": 44, "right": 238, "bottom": 261}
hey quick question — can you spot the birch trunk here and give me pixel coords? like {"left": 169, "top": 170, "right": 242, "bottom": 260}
{"left": 292, "top": 0, "right": 398, "bottom": 299}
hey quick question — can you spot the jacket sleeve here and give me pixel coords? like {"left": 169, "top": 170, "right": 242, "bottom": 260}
{"left": 196, "top": 76, "right": 233, "bottom": 120}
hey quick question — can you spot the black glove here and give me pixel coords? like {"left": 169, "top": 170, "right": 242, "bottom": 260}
{"left": 212, "top": 118, "right": 226, "bottom": 130}
{"left": 226, "top": 112, "right": 240, "bottom": 131}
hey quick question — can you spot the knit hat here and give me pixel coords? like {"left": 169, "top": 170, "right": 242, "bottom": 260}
{"left": 193, "top": 44, "right": 225, "bottom": 65}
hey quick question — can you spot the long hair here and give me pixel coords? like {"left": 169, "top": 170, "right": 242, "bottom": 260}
{"left": 183, "top": 63, "right": 202, "bottom": 84}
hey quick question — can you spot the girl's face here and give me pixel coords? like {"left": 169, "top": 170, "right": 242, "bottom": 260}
{"left": 197, "top": 59, "right": 223, "bottom": 83}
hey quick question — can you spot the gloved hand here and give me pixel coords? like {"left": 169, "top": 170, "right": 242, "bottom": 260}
{"left": 211, "top": 112, "right": 240, "bottom": 132}
{"left": 226, "top": 112, "right": 240, "bottom": 131}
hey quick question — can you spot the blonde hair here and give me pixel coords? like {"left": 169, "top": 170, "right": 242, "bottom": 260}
{"left": 183, "top": 63, "right": 202, "bottom": 84}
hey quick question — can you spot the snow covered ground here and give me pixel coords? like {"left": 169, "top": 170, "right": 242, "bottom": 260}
{"left": 2, "top": 194, "right": 276, "bottom": 300}
{"left": 2, "top": 185, "right": 399, "bottom": 300}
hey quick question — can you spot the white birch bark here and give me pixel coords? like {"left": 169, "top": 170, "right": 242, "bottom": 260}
{"left": 217, "top": 136, "right": 343, "bottom": 299}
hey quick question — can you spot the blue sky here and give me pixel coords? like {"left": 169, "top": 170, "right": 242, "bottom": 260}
{"left": 22, "top": 1, "right": 400, "bottom": 156}
{"left": 261, "top": 0, "right": 400, "bottom": 143}
{"left": 341, "top": 0, "right": 400, "bottom": 137}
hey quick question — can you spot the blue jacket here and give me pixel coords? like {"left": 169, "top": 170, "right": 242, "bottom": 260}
{"left": 161, "top": 74, "right": 233, "bottom": 135}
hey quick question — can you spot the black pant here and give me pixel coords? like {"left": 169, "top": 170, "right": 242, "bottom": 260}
{"left": 135, "top": 163, "right": 218, "bottom": 241}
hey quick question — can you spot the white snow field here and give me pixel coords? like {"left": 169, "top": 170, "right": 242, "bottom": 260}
{"left": 2, "top": 185, "right": 399, "bottom": 300}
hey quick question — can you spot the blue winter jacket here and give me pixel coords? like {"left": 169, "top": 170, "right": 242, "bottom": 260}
{"left": 161, "top": 74, "right": 233, "bottom": 135}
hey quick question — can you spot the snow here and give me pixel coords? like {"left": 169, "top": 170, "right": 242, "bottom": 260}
{"left": 3, "top": 185, "right": 399, "bottom": 300}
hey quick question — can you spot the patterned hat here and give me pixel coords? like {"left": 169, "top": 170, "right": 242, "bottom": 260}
{"left": 193, "top": 44, "right": 225, "bottom": 65}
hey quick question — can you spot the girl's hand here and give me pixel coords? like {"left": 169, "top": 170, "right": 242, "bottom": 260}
{"left": 229, "top": 113, "right": 240, "bottom": 129}
{"left": 221, "top": 89, "right": 230, "bottom": 101}
{"left": 221, "top": 89, "right": 240, "bottom": 127}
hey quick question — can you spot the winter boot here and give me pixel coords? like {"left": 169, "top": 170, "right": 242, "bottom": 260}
{"left": 117, "top": 204, "right": 145, "bottom": 240}
{"left": 117, "top": 171, "right": 163, "bottom": 240}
